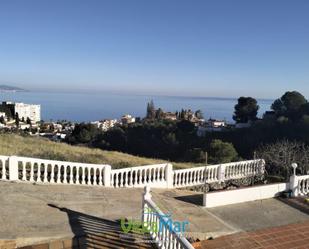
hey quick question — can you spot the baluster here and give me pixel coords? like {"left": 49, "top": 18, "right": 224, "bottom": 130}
{"left": 38, "top": 164, "right": 41, "bottom": 182}
{"left": 132, "top": 170, "right": 136, "bottom": 186}
{"left": 43, "top": 164, "right": 48, "bottom": 182}
{"left": 120, "top": 172, "right": 124, "bottom": 187}
{"left": 29, "top": 163, "right": 34, "bottom": 182}
{"left": 57, "top": 166, "right": 61, "bottom": 183}
{"left": 50, "top": 165, "right": 54, "bottom": 183}
{"left": 63, "top": 166, "right": 67, "bottom": 184}
{"left": 127, "top": 170, "right": 131, "bottom": 186}
{"left": 143, "top": 169, "right": 146, "bottom": 184}
{"left": 172, "top": 234, "right": 177, "bottom": 249}
{"left": 164, "top": 224, "right": 168, "bottom": 248}
{"left": 126, "top": 170, "right": 130, "bottom": 186}
{"left": 162, "top": 167, "right": 165, "bottom": 181}
{"left": 110, "top": 172, "right": 114, "bottom": 187}
{"left": 139, "top": 169, "right": 142, "bottom": 184}
{"left": 147, "top": 169, "right": 151, "bottom": 184}
{"left": 160, "top": 223, "right": 165, "bottom": 247}
{"left": 96, "top": 168, "right": 100, "bottom": 185}
{"left": 174, "top": 173, "right": 178, "bottom": 187}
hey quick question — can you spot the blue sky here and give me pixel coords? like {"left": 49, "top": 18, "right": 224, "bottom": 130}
{"left": 0, "top": 0, "right": 309, "bottom": 98}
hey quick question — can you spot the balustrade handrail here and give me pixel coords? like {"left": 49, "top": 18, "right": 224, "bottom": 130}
{"left": 142, "top": 186, "right": 195, "bottom": 249}
{"left": 296, "top": 174, "right": 309, "bottom": 180}
{"left": 12, "top": 155, "right": 109, "bottom": 168}
{"left": 111, "top": 163, "right": 168, "bottom": 173}
{"left": 173, "top": 164, "right": 219, "bottom": 173}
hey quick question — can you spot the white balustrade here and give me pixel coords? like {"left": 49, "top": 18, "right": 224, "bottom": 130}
{"left": 296, "top": 175, "right": 309, "bottom": 196}
{"left": 6, "top": 156, "right": 110, "bottom": 186}
{"left": 224, "top": 159, "right": 265, "bottom": 180}
{"left": 0, "top": 155, "right": 266, "bottom": 189}
{"left": 0, "top": 156, "right": 9, "bottom": 180}
{"left": 142, "top": 186, "right": 195, "bottom": 249}
{"left": 111, "top": 164, "right": 170, "bottom": 188}
{"left": 173, "top": 159, "right": 265, "bottom": 188}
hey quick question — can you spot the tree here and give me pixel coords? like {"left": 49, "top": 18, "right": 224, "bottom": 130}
{"left": 208, "top": 139, "right": 238, "bottom": 164}
{"left": 66, "top": 123, "right": 100, "bottom": 144}
{"left": 195, "top": 110, "right": 204, "bottom": 119}
{"left": 256, "top": 140, "right": 309, "bottom": 180}
{"left": 0, "top": 116, "right": 4, "bottom": 124}
{"left": 146, "top": 100, "right": 156, "bottom": 119}
{"left": 233, "top": 97, "right": 259, "bottom": 123}
{"left": 26, "top": 117, "right": 32, "bottom": 125}
{"left": 180, "top": 109, "right": 185, "bottom": 119}
{"left": 177, "top": 120, "right": 195, "bottom": 133}
{"left": 271, "top": 91, "right": 307, "bottom": 121}
{"left": 15, "top": 112, "right": 20, "bottom": 127}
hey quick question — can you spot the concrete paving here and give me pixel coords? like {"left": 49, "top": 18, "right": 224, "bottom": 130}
{"left": 0, "top": 181, "right": 308, "bottom": 247}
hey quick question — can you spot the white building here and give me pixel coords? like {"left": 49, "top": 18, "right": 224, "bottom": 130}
{"left": 208, "top": 119, "right": 226, "bottom": 128}
{"left": 91, "top": 119, "right": 118, "bottom": 131}
{"left": 1, "top": 102, "right": 41, "bottom": 123}
{"left": 121, "top": 114, "right": 135, "bottom": 124}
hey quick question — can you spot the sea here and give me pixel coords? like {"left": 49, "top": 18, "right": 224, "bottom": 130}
{"left": 0, "top": 91, "right": 274, "bottom": 123}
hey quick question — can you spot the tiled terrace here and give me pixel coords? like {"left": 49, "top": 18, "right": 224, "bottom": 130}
{"left": 193, "top": 220, "right": 309, "bottom": 249}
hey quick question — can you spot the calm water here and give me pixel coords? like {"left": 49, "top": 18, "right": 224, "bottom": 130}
{"left": 0, "top": 91, "right": 273, "bottom": 123}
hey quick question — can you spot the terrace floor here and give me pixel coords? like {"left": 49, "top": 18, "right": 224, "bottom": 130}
{"left": 193, "top": 220, "right": 309, "bottom": 249}
{"left": 0, "top": 181, "right": 308, "bottom": 248}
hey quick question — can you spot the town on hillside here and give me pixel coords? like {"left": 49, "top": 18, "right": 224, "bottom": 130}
{"left": 0, "top": 97, "right": 261, "bottom": 142}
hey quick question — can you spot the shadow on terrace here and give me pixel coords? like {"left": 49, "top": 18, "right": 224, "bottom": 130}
{"left": 47, "top": 204, "right": 156, "bottom": 249}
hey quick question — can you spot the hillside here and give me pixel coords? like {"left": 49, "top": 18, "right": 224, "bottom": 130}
{"left": 0, "top": 85, "right": 26, "bottom": 92}
{"left": 0, "top": 134, "right": 197, "bottom": 169}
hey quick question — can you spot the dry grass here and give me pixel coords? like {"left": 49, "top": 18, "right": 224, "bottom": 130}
{"left": 0, "top": 134, "right": 198, "bottom": 169}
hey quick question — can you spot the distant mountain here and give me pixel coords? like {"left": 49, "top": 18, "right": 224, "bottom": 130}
{"left": 0, "top": 85, "right": 27, "bottom": 92}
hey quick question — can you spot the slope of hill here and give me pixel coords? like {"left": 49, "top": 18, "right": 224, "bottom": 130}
{"left": 0, "top": 85, "right": 26, "bottom": 92}
{"left": 0, "top": 134, "right": 196, "bottom": 169}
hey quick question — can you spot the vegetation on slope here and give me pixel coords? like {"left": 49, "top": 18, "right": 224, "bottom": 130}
{"left": 0, "top": 134, "right": 197, "bottom": 169}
